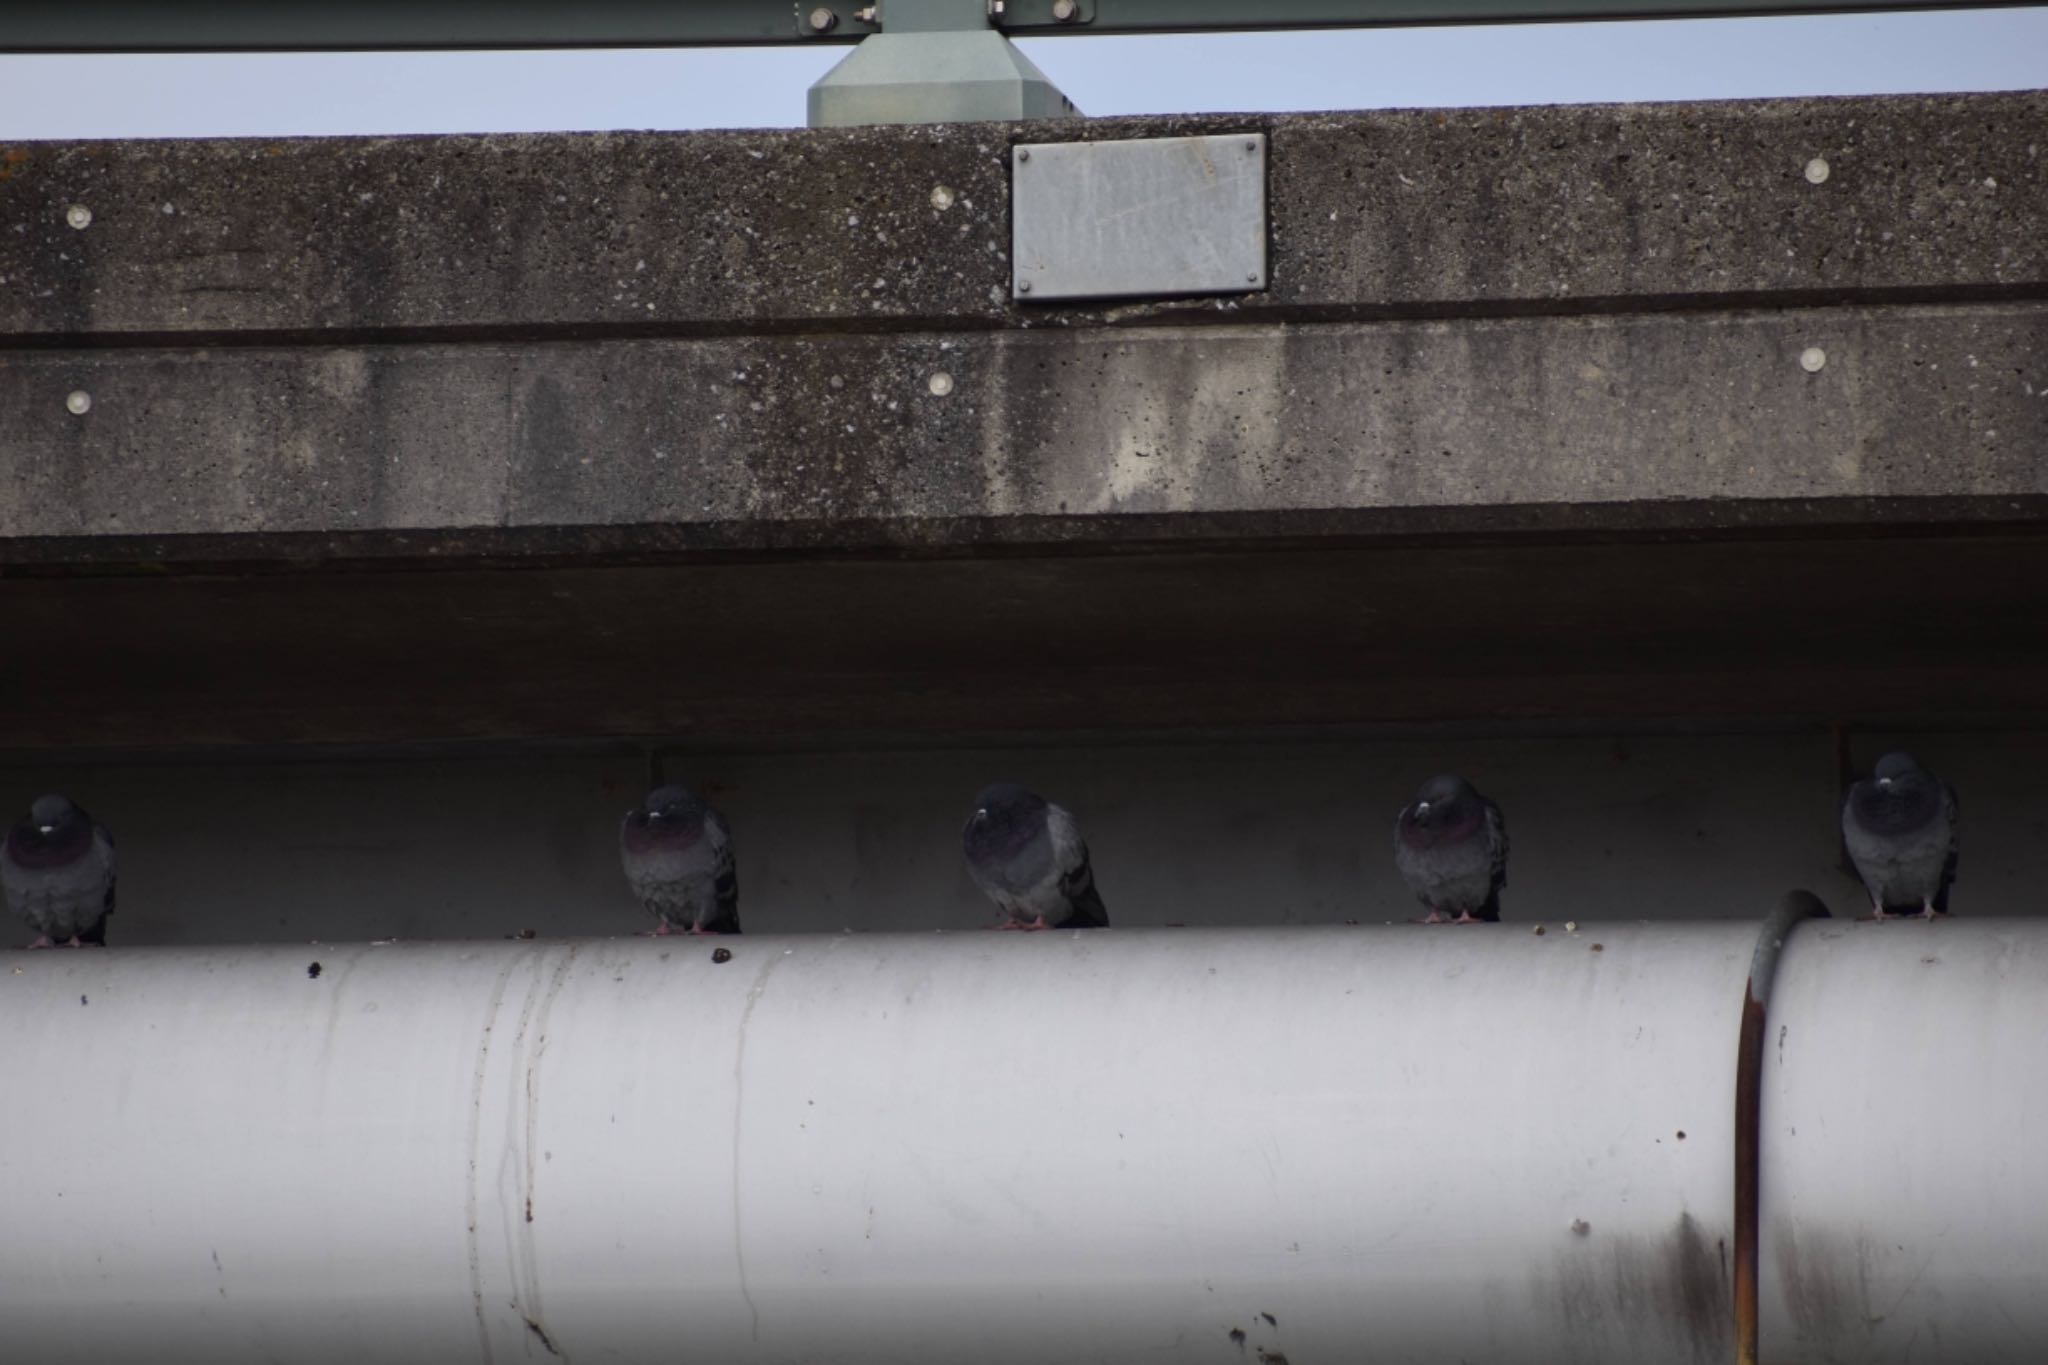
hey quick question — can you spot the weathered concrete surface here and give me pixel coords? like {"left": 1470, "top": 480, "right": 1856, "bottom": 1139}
{"left": 1, "top": 93, "right": 2042, "bottom": 341}
{"left": 4, "top": 304, "right": 2043, "bottom": 558}
{"left": 2, "top": 92, "right": 2044, "bottom": 569}
{"left": 1, "top": 93, "right": 2044, "bottom": 754}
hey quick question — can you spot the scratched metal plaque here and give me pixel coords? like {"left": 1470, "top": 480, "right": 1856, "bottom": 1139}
{"left": 1011, "top": 133, "right": 1268, "bottom": 302}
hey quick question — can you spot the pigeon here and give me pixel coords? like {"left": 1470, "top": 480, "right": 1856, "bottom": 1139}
{"left": 1842, "top": 752, "right": 1957, "bottom": 920}
{"left": 3, "top": 794, "right": 116, "bottom": 949}
{"left": 1394, "top": 774, "right": 1508, "bottom": 924}
{"left": 619, "top": 785, "right": 738, "bottom": 935}
{"left": 962, "top": 783, "right": 1109, "bottom": 931}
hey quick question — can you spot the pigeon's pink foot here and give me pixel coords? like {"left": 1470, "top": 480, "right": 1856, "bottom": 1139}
{"left": 1920, "top": 902, "right": 1948, "bottom": 921}
{"left": 26, "top": 935, "right": 53, "bottom": 950}
{"left": 64, "top": 936, "right": 87, "bottom": 948}
{"left": 1453, "top": 911, "right": 1484, "bottom": 924}
{"left": 1021, "top": 915, "right": 1051, "bottom": 932}
{"left": 1410, "top": 910, "right": 1446, "bottom": 925}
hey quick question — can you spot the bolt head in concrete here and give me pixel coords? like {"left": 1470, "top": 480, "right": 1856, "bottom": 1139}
{"left": 64, "top": 389, "right": 91, "bottom": 415}
{"left": 1805, "top": 157, "right": 1831, "bottom": 185}
{"left": 930, "top": 185, "right": 955, "bottom": 211}
{"left": 64, "top": 204, "right": 92, "bottom": 230}
{"left": 1800, "top": 346, "right": 1828, "bottom": 373}
{"left": 927, "top": 371, "right": 954, "bottom": 396}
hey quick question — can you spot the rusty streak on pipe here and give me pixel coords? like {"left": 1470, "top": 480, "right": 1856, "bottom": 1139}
{"left": 1735, "top": 984, "right": 1764, "bottom": 1365}
{"left": 1734, "top": 891, "right": 1829, "bottom": 1365}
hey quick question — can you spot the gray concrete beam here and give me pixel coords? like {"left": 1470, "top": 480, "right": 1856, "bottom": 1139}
{"left": 4, "top": 304, "right": 2042, "bottom": 560}
{"left": 3, "top": 537, "right": 2047, "bottom": 750}
{"left": 2, "top": 93, "right": 2042, "bottom": 342}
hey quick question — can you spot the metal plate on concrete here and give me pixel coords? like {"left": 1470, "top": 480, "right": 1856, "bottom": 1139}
{"left": 1012, "top": 133, "right": 1267, "bottom": 302}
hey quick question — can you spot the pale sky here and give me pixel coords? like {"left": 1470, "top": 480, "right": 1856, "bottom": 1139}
{"left": 0, "top": 7, "right": 2043, "bottom": 138}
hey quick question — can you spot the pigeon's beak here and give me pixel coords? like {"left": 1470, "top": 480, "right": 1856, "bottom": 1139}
{"left": 36, "top": 824, "right": 54, "bottom": 835}
{"left": 972, "top": 808, "right": 988, "bottom": 823}
{"left": 1877, "top": 777, "right": 1892, "bottom": 790}
{"left": 1415, "top": 801, "right": 1431, "bottom": 817}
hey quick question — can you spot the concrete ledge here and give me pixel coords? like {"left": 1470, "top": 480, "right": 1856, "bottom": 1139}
{"left": 2, "top": 93, "right": 2043, "bottom": 341}
{"left": 4, "top": 304, "right": 2042, "bottom": 559}
{"left": 3, "top": 537, "right": 2046, "bottom": 750}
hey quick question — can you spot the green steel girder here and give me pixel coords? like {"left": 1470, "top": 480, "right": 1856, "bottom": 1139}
{"left": 0, "top": 0, "right": 2031, "bottom": 51}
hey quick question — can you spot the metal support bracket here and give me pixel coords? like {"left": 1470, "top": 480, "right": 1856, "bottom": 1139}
{"left": 807, "top": 0, "right": 1082, "bottom": 127}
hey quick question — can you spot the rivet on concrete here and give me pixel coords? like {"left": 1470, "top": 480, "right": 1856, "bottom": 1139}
{"left": 64, "top": 389, "right": 92, "bottom": 415}
{"left": 930, "top": 185, "right": 955, "bottom": 211}
{"left": 1800, "top": 347, "right": 1828, "bottom": 373}
{"left": 1805, "top": 158, "right": 1830, "bottom": 185}
{"left": 64, "top": 204, "right": 92, "bottom": 230}
{"left": 927, "top": 371, "right": 955, "bottom": 396}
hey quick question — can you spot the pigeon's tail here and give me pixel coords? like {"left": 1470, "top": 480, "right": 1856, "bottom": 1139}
{"left": 1057, "top": 875, "right": 1110, "bottom": 930}
{"left": 1936, "top": 795, "right": 1960, "bottom": 912}
{"left": 76, "top": 875, "right": 115, "bottom": 944}
{"left": 703, "top": 855, "right": 741, "bottom": 934}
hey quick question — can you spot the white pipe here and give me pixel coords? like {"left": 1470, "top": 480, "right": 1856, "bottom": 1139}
{"left": 0, "top": 922, "right": 1851, "bottom": 1362}
{"left": 1760, "top": 918, "right": 2048, "bottom": 1364}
